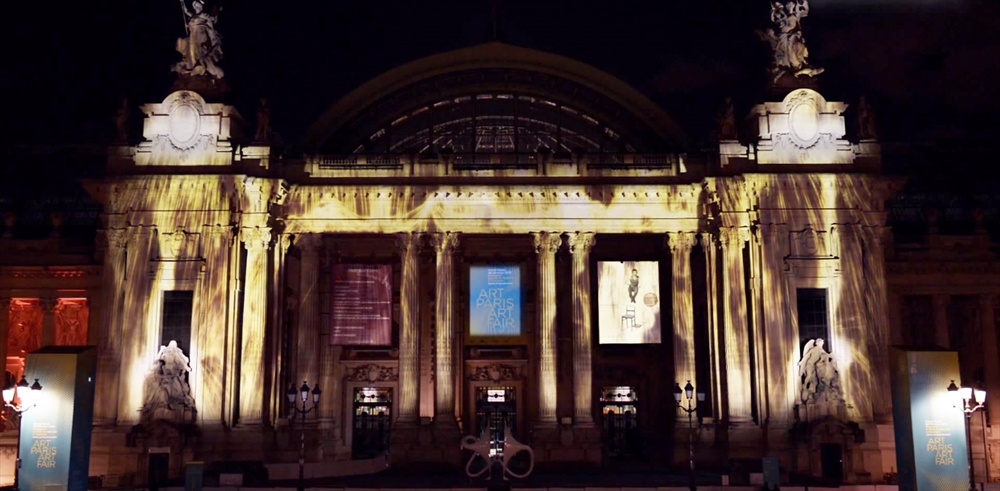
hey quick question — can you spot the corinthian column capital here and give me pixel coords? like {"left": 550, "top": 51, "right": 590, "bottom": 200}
{"left": 532, "top": 231, "right": 562, "bottom": 255}
{"left": 431, "top": 232, "right": 460, "bottom": 254}
{"left": 667, "top": 231, "right": 698, "bottom": 254}
{"left": 241, "top": 226, "right": 272, "bottom": 251}
{"left": 395, "top": 232, "right": 422, "bottom": 255}
{"left": 719, "top": 227, "right": 751, "bottom": 247}
{"left": 106, "top": 228, "right": 130, "bottom": 249}
{"left": 567, "top": 232, "right": 596, "bottom": 255}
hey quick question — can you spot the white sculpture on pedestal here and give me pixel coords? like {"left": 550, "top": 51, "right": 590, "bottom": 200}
{"left": 142, "top": 340, "right": 196, "bottom": 418}
{"left": 461, "top": 425, "right": 534, "bottom": 479}
{"left": 757, "top": 0, "right": 824, "bottom": 85}
{"left": 797, "top": 338, "right": 842, "bottom": 405}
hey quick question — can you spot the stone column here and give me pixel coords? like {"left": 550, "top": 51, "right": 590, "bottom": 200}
{"left": 700, "top": 233, "right": 723, "bottom": 420}
{"left": 267, "top": 234, "right": 292, "bottom": 426}
{"left": 94, "top": 229, "right": 127, "bottom": 426}
{"left": 396, "top": 232, "right": 422, "bottom": 424}
{"left": 668, "top": 232, "right": 698, "bottom": 415}
{"left": 297, "top": 234, "right": 323, "bottom": 396}
{"left": 862, "top": 226, "right": 893, "bottom": 422}
{"left": 981, "top": 295, "right": 999, "bottom": 427}
{"left": 719, "top": 227, "right": 752, "bottom": 425}
{"left": 238, "top": 226, "right": 271, "bottom": 425}
{"left": 117, "top": 226, "right": 156, "bottom": 426}
{"left": 759, "top": 224, "right": 795, "bottom": 425}
{"left": 568, "top": 232, "right": 596, "bottom": 425}
{"left": 432, "top": 232, "right": 460, "bottom": 423}
{"left": 533, "top": 232, "right": 561, "bottom": 425}
{"left": 933, "top": 295, "right": 950, "bottom": 349}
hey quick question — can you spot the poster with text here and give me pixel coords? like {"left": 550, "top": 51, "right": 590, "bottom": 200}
{"left": 469, "top": 265, "right": 521, "bottom": 337}
{"left": 330, "top": 264, "right": 392, "bottom": 346}
{"left": 890, "top": 349, "right": 970, "bottom": 491}
{"left": 598, "top": 261, "right": 661, "bottom": 344}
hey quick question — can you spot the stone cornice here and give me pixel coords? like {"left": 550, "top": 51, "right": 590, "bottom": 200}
{"left": 0, "top": 266, "right": 103, "bottom": 278}
{"left": 887, "top": 261, "right": 1000, "bottom": 276}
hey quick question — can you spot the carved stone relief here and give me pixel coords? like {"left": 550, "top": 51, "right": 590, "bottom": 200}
{"left": 791, "top": 226, "right": 831, "bottom": 257}
{"left": 7, "top": 299, "right": 42, "bottom": 356}
{"left": 345, "top": 364, "right": 398, "bottom": 383}
{"left": 467, "top": 364, "right": 523, "bottom": 382}
{"left": 54, "top": 298, "right": 89, "bottom": 346}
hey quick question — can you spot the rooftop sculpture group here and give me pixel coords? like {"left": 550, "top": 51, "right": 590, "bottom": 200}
{"left": 172, "top": 0, "right": 224, "bottom": 80}
{"left": 757, "top": 0, "right": 824, "bottom": 86}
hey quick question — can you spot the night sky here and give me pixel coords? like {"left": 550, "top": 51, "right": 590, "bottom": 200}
{"left": 4, "top": 0, "right": 999, "bottom": 154}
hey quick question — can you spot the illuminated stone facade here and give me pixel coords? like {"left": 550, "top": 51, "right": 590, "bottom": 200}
{"left": 2, "top": 42, "right": 997, "bottom": 487}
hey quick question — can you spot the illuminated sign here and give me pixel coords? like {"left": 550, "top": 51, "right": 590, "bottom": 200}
{"left": 330, "top": 264, "right": 392, "bottom": 346}
{"left": 890, "top": 349, "right": 970, "bottom": 491}
{"left": 19, "top": 347, "right": 96, "bottom": 491}
{"left": 597, "top": 261, "right": 661, "bottom": 344}
{"left": 469, "top": 265, "right": 521, "bottom": 337}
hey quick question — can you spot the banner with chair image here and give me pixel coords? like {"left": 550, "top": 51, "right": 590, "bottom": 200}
{"left": 597, "top": 261, "right": 661, "bottom": 344}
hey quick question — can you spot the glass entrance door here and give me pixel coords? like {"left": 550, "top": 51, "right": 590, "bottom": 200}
{"left": 601, "top": 386, "right": 639, "bottom": 457}
{"left": 475, "top": 386, "right": 516, "bottom": 457}
{"left": 352, "top": 387, "right": 391, "bottom": 459}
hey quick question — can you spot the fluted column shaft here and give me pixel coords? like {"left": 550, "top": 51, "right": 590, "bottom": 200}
{"left": 720, "top": 227, "right": 752, "bottom": 425}
{"left": 397, "top": 233, "right": 422, "bottom": 423}
{"left": 669, "top": 232, "right": 697, "bottom": 414}
{"left": 117, "top": 227, "right": 156, "bottom": 426}
{"left": 238, "top": 226, "right": 271, "bottom": 425}
{"left": 433, "top": 232, "right": 460, "bottom": 421}
{"left": 862, "top": 226, "right": 893, "bottom": 422}
{"left": 297, "top": 234, "right": 323, "bottom": 395}
{"left": 568, "top": 232, "right": 596, "bottom": 425}
{"left": 94, "top": 229, "right": 128, "bottom": 426}
{"left": 533, "top": 232, "right": 561, "bottom": 425}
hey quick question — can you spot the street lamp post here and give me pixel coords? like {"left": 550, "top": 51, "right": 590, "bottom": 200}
{"left": 674, "top": 380, "right": 705, "bottom": 491}
{"left": 2, "top": 376, "right": 43, "bottom": 491}
{"left": 287, "top": 380, "right": 321, "bottom": 491}
{"left": 947, "top": 380, "right": 986, "bottom": 491}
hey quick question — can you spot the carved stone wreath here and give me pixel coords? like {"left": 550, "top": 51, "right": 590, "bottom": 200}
{"left": 345, "top": 364, "right": 398, "bottom": 383}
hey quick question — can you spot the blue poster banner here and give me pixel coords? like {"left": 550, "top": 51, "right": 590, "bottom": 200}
{"left": 19, "top": 347, "right": 96, "bottom": 491}
{"left": 890, "top": 348, "right": 970, "bottom": 491}
{"left": 469, "top": 264, "right": 521, "bottom": 337}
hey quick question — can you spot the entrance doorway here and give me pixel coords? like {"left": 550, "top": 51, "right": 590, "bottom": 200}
{"left": 147, "top": 452, "right": 169, "bottom": 489}
{"left": 351, "top": 387, "right": 391, "bottom": 459}
{"left": 820, "top": 443, "right": 844, "bottom": 482}
{"left": 601, "top": 386, "right": 639, "bottom": 457}
{"left": 475, "top": 386, "right": 515, "bottom": 457}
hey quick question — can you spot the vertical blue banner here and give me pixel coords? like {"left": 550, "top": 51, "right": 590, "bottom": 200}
{"left": 19, "top": 347, "right": 96, "bottom": 491}
{"left": 469, "top": 264, "right": 521, "bottom": 337}
{"left": 891, "top": 348, "right": 970, "bottom": 491}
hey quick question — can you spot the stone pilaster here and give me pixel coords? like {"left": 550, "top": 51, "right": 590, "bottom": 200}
{"left": 94, "top": 228, "right": 128, "bottom": 426}
{"left": 567, "top": 232, "right": 596, "bottom": 425}
{"left": 432, "top": 232, "right": 460, "bottom": 424}
{"left": 117, "top": 226, "right": 156, "bottom": 426}
{"left": 533, "top": 231, "right": 561, "bottom": 425}
{"left": 40, "top": 297, "right": 56, "bottom": 347}
{"left": 933, "top": 295, "right": 950, "bottom": 349}
{"left": 267, "top": 234, "right": 292, "bottom": 426}
{"left": 981, "top": 295, "right": 999, "bottom": 428}
{"left": 296, "top": 234, "right": 323, "bottom": 400}
{"left": 668, "top": 232, "right": 697, "bottom": 417}
{"left": 195, "top": 225, "right": 232, "bottom": 427}
{"left": 396, "top": 232, "right": 422, "bottom": 424}
{"left": 835, "top": 225, "right": 873, "bottom": 423}
{"left": 862, "top": 226, "right": 893, "bottom": 422}
{"left": 700, "top": 233, "right": 723, "bottom": 421}
{"left": 759, "top": 224, "right": 794, "bottom": 426}
{"left": 719, "top": 227, "right": 752, "bottom": 425}
{"left": 238, "top": 226, "right": 271, "bottom": 425}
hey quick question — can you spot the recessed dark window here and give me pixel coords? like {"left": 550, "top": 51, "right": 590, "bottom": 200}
{"left": 161, "top": 290, "right": 194, "bottom": 355}
{"left": 797, "top": 288, "right": 829, "bottom": 355}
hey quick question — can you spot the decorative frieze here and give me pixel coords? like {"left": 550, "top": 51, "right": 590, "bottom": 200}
{"left": 345, "top": 364, "right": 399, "bottom": 383}
{"left": 468, "top": 364, "right": 523, "bottom": 382}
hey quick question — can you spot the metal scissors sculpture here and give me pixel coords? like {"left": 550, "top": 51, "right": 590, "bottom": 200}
{"left": 461, "top": 425, "right": 534, "bottom": 480}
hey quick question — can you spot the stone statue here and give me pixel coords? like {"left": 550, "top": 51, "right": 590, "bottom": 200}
{"left": 255, "top": 98, "right": 271, "bottom": 143}
{"left": 172, "top": 0, "right": 224, "bottom": 80}
{"left": 797, "top": 338, "right": 842, "bottom": 404}
{"left": 114, "top": 97, "right": 130, "bottom": 143}
{"left": 857, "top": 95, "right": 877, "bottom": 140}
{"left": 718, "top": 96, "right": 737, "bottom": 140}
{"left": 756, "top": 0, "right": 824, "bottom": 85}
{"left": 142, "top": 340, "right": 196, "bottom": 417}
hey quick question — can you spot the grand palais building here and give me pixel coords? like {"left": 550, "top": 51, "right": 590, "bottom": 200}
{"left": 1, "top": 5, "right": 999, "bottom": 488}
